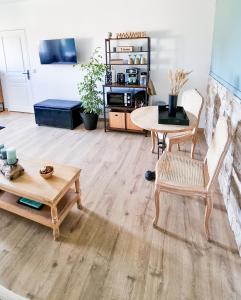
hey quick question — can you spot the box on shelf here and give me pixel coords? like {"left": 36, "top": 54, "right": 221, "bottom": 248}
{"left": 110, "top": 59, "right": 128, "bottom": 65}
{"left": 116, "top": 46, "right": 134, "bottom": 52}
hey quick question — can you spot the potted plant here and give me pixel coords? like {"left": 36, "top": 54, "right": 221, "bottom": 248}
{"left": 168, "top": 69, "right": 192, "bottom": 117}
{"left": 76, "top": 48, "right": 106, "bottom": 130}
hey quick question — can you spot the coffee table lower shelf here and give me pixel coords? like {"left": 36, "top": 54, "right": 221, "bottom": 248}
{"left": 0, "top": 189, "right": 78, "bottom": 239}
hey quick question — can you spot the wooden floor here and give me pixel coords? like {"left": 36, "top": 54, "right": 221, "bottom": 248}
{"left": 0, "top": 112, "right": 241, "bottom": 300}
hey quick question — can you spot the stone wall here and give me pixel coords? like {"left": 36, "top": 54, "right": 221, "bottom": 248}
{"left": 205, "top": 76, "right": 241, "bottom": 255}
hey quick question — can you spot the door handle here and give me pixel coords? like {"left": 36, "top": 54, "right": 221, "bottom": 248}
{"left": 22, "top": 70, "right": 30, "bottom": 80}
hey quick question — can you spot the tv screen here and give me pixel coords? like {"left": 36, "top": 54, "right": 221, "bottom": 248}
{"left": 39, "top": 38, "right": 77, "bottom": 64}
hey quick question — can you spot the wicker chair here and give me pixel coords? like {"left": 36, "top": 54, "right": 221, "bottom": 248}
{"left": 153, "top": 116, "right": 232, "bottom": 239}
{"left": 156, "top": 89, "right": 204, "bottom": 158}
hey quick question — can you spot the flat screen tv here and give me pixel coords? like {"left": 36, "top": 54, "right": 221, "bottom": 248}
{"left": 39, "top": 38, "right": 77, "bottom": 64}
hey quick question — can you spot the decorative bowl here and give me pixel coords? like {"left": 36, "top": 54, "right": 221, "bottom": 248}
{"left": 40, "top": 166, "right": 54, "bottom": 179}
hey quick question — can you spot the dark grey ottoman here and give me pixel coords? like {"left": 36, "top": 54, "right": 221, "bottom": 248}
{"left": 34, "top": 99, "right": 82, "bottom": 129}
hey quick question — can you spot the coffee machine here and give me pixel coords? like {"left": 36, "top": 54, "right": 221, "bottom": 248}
{"left": 126, "top": 68, "right": 139, "bottom": 85}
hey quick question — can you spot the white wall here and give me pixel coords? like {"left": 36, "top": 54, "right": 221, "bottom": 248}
{"left": 0, "top": 0, "right": 216, "bottom": 123}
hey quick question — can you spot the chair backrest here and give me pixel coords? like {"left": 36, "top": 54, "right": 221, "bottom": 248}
{"left": 205, "top": 116, "right": 232, "bottom": 191}
{"left": 181, "top": 89, "right": 204, "bottom": 133}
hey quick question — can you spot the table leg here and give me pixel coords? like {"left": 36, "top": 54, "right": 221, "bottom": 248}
{"left": 145, "top": 132, "right": 168, "bottom": 181}
{"left": 75, "top": 176, "right": 82, "bottom": 210}
{"left": 51, "top": 206, "right": 60, "bottom": 241}
{"left": 151, "top": 130, "right": 156, "bottom": 153}
{"left": 157, "top": 132, "right": 167, "bottom": 158}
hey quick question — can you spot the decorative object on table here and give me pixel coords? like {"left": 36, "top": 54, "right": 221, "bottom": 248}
{"left": 75, "top": 47, "right": 106, "bottom": 130}
{"left": 117, "top": 73, "right": 126, "bottom": 85}
{"left": 6, "top": 148, "right": 17, "bottom": 165}
{"left": 116, "top": 32, "right": 146, "bottom": 39}
{"left": 140, "top": 72, "right": 147, "bottom": 86}
{"left": 108, "top": 32, "right": 112, "bottom": 39}
{"left": 126, "top": 68, "right": 139, "bottom": 85}
{"left": 105, "top": 69, "right": 112, "bottom": 85}
{"left": 128, "top": 55, "right": 134, "bottom": 65}
{"left": 158, "top": 105, "right": 189, "bottom": 125}
{"left": 168, "top": 69, "right": 192, "bottom": 117}
{"left": 116, "top": 46, "right": 134, "bottom": 52}
{"left": 40, "top": 165, "right": 54, "bottom": 179}
{"left": 0, "top": 147, "right": 7, "bottom": 159}
{"left": 0, "top": 145, "right": 6, "bottom": 168}
{"left": 0, "top": 160, "right": 24, "bottom": 180}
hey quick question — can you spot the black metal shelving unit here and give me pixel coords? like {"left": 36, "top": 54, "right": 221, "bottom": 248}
{"left": 103, "top": 37, "right": 151, "bottom": 133}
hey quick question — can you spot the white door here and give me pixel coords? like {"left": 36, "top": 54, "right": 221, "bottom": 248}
{"left": 0, "top": 30, "right": 33, "bottom": 113}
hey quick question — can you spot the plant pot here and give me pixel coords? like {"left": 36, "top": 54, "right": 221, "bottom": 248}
{"left": 168, "top": 94, "right": 178, "bottom": 117}
{"left": 80, "top": 112, "right": 99, "bottom": 130}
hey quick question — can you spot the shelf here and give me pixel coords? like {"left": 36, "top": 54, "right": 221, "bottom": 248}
{"left": 107, "top": 127, "right": 145, "bottom": 134}
{"left": 106, "top": 37, "right": 150, "bottom": 41}
{"left": 104, "top": 37, "right": 151, "bottom": 135}
{"left": 107, "top": 51, "right": 149, "bottom": 54}
{"left": 0, "top": 189, "right": 78, "bottom": 228}
{"left": 108, "top": 64, "right": 148, "bottom": 66}
{"left": 103, "top": 83, "right": 147, "bottom": 88}
{"left": 106, "top": 106, "right": 136, "bottom": 112}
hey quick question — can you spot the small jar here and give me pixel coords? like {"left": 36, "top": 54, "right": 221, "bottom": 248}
{"left": 141, "top": 56, "right": 147, "bottom": 64}
{"left": 135, "top": 55, "right": 140, "bottom": 65}
{"left": 128, "top": 55, "right": 134, "bottom": 65}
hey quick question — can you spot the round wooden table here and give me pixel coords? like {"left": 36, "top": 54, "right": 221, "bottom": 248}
{"left": 131, "top": 106, "right": 197, "bottom": 180}
{"left": 131, "top": 106, "right": 197, "bottom": 153}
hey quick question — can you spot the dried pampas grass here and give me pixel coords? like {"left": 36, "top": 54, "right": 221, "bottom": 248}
{"left": 169, "top": 69, "right": 192, "bottom": 95}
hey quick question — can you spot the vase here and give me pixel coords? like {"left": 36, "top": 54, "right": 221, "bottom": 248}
{"left": 168, "top": 94, "right": 178, "bottom": 117}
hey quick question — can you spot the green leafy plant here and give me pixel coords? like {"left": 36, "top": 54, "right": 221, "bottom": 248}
{"left": 76, "top": 48, "right": 106, "bottom": 115}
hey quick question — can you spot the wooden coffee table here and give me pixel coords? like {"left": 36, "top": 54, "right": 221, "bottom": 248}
{"left": 0, "top": 159, "right": 81, "bottom": 240}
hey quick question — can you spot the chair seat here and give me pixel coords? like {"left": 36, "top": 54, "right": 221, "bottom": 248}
{"left": 156, "top": 152, "right": 205, "bottom": 192}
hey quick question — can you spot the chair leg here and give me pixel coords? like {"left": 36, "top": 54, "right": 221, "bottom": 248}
{"left": 177, "top": 143, "right": 181, "bottom": 151}
{"left": 191, "top": 136, "right": 197, "bottom": 159}
{"left": 204, "top": 195, "right": 213, "bottom": 240}
{"left": 153, "top": 188, "right": 160, "bottom": 227}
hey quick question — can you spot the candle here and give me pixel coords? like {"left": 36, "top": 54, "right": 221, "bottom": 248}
{"left": 0, "top": 148, "right": 7, "bottom": 159}
{"left": 6, "top": 148, "right": 17, "bottom": 165}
